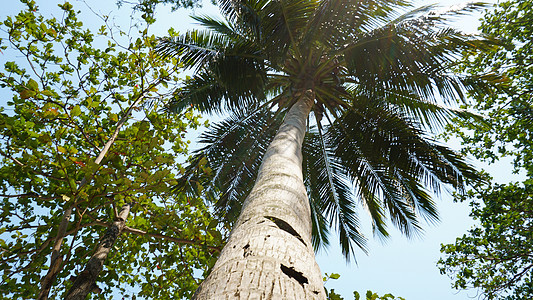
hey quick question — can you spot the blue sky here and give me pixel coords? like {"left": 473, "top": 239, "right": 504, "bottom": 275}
{"left": 1, "top": 0, "right": 514, "bottom": 299}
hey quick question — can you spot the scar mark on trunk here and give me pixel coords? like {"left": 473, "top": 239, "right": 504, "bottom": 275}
{"left": 243, "top": 243, "right": 252, "bottom": 257}
{"left": 280, "top": 264, "right": 308, "bottom": 286}
{"left": 265, "top": 216, "right": 306, "bottom": 247}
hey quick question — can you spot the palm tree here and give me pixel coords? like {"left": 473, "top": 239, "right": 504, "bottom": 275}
{"left": 157, "top": 0, "right": 497, "bottom": 298}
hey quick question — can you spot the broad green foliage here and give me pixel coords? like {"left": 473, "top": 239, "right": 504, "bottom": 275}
{"left": 447, "top": 0, "right": 533, "bottom": 174}
{"left": 0, "top": 1, "right": 222, "bottom": 299}
{"left": 323, "top": 273, "right": 405, "bottom": 300}
{"left": 440, "top": 1, "right": 533, "bottom": 299}
{"left": 117, "top": 0, "right": 205, "bottom": 24}
{"left": 439, "top": 182, "right": 533, "bottom": 300}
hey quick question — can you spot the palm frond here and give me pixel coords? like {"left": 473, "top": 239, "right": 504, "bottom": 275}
{"left": 389, "top": 4, "right": 438, "bottom": 24}
{"left": 167, "top": 71, "right": 226, "bottom": 114}
{"left": 160, "top": 0, "right": 496, "bottom": 261}
{"left": 190, "top": 15, "right": 242, "bottom": 40}
{"left": 157, "top": 30, "right": 231, "bottom": 70}
{"left": 326, "top": 100, "right": 478, "bottom": 238}
{"left": 389, "top": 2, "right": 488, "bottom": 27}
{"left": 303, "top": 122, "right": 366, "bottom": 260}
{"left": 375, "top": 87, "right": 488, "bottom": 131}
{"left": 194, "top": 108, "right": 285, "bottom": 221}
{"left": 342, "top": 22, "right": 500, "bottom": 105}
{"left": 257, "top": 0, "right": 319, "bottom": 64}
{"left": 307, "top": 0, "right": 410, "bottom": 47}
{"left": 218, "top": 0, "right": 267, "bottom": 28}
{"left": 415, "top": 2, "right": 488, "bottom": 25}
{"left": 164, "top": 53, "right": 267, "bottom": 114}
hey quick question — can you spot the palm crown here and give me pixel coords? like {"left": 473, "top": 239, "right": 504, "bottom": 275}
{"left": 157, "top": 0, "right": 496, "bottom": 259}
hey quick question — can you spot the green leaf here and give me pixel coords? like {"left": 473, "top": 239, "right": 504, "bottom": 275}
{"left": 41, "top": 90, "right": 53, "bottom": 97}
{"left": 71, "top": 105, "right": 81, "bottom": 117}
{"left": 0, "top": 2, "right": 224, "bottom": 299}
{"left": 27, "top": 78, "right": 39, "bottom": 91}
{"left": 354, "top": 291, "right": 360, "bottom": 300}
{"left": 19, "top": 90, "right": 35, "bottom": 99}
{"left": 109, "top": 113, "right": 118, "bottom": 122}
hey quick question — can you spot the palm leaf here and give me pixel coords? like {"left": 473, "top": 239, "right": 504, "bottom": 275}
{"left": 190, "top": 15, "right": 253, "bottom": 43}
{"left": 161, "top": 43, "right": 267, "bottom": 113}
{"left": 303, "top": 123, "right": 366, "bottom": 259}
{"left": 326, "top": 99, "right": 478, "bottom": 238}
{"left": 157, "top": 30, "right": 232, "bottom": 70}
{"left": 194, "top": 108, "right": 284, "bottom": 221}
{"left": 341, "top": 17, "right": 500, "bottom": 105}
{"left": 307, "top": 0, "right": 410, "bottom": 49}
{"left": 368, "top": 87, "right": 488, "bottom": 131}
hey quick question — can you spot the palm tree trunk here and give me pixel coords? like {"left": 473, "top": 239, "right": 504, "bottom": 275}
{"left": 64, "top": 203, "right": 131, "bottom": 300}
{"left": 193, "top": 91, "right": 326, "bottom": 299}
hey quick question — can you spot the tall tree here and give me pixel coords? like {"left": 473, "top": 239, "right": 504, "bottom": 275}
{"left": 439, "top": 1, "right": 533, "bottom": 299}
{"left": 65, "top": 203, "right": 132, "bottom": 300}
{"left": 157, "top": 0, "right": 499, "bottom": 298}
{"left": 0, "top": 1, "right": 222, "bottom": 299}
{"left": 439, "top": 182, "right": 533, "bottom": 300}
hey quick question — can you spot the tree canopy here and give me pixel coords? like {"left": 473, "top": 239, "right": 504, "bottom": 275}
{"left": 117, "top": 0, "right": 205, "bottom": 24}
{"left": 439, "top": 182, "right": 533, "bottom": 300}
{"left": 0, "top": 1, "right": 222, "bottom": 298}
{"left": 439, "top": 1, "right": 533, "bottom": 299}
{"left": 447, "top": 0, "right": 533, "bottom": 172}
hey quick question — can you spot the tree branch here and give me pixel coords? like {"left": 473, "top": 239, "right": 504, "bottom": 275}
{"left": 85, "top": 220, "right": 221, "bottom": 252}
{"left": 122, "top": 226, "right": 221, "bottom": 252}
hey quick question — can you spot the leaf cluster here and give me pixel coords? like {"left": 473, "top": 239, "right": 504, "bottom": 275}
{"left": 438, "top": 182, "right": 533, "bottom": 300}
{"left": 323, "top": 273, "right": 405, "bottom": 300}
{"left": 446, "top": 0, "right": 533, "bottom": 175}
{"left": 0, "top": 1, "right": 222, "bottom": 299}
{"left": 439, "top": 1, "right": 533, "bottom": 298}
{"left": 116, "top": 0, "right": 206, "bottom": 24}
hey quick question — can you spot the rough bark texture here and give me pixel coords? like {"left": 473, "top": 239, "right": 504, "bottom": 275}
{"left": 64, "top": 204, "right": 131, "bottom": 300}
{"left": 37, "top": 206, "right": 73, "bottom": 300}
{"left": 193, "top": 92, "right": 327, "bottom": 299}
